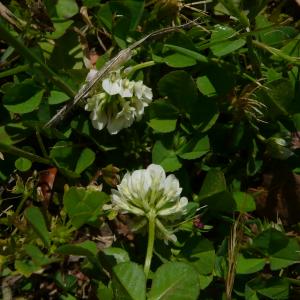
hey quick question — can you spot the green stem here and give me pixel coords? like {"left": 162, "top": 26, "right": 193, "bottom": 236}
{"left": 144, "top": 211, "right": 156, "bottom": 279}
{"left": 125, "top": 61, "right": 156, "bottom": 76}
{"left": 0, "top": 142, "right": 51, "bottom": 165}
{"left": 0, "top": 64, "right": 31, "bottom": 79}
{"left": 246, "top": 32, "right": 262, "bottom": 78}
{"left": 15, "top": 193, "right": 30, "bottom": 216}
{"left": 36, "top": 130, "right": 48, "bottom": 158}
{"left": 256, "top": 134, "right": 266, "bottom": 143}
{"left": 252, "top": 40, "right": 300, "bottom": 65}
{"left": 0, "top": 22, "right": 76, "bottom": 97}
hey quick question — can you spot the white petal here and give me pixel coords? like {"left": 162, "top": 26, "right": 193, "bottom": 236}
{"left": 132, "top": 97, "right": 144, "bottom": 120}
{"left": 86, "top": 69, "right": 98, "bottom": 82}
{"left": 91, "top": 110, "right": 107, "bottom": 130}
{"left": 102, "top": 78, "right": 121, "bottom": 95}
{"left": 143, "top": 86, "right": 153, "bottom": 101}
{"left": 147, "top": 164, "right": 166, "bottom": 190}
{"left": 147, "top": 164, "right": 165, "bottom": 180}
{"left": 119, "top": 79, "right": 134, "bottom": 98}
{"left": 158, "top": 197, "right": 188, "bottom": 216}
{"left": 164, "top": 175, "right": 181, "bottom": 199}
{"left": 134, "top": 81, "right": 144, "bottom": 99}
{"left": 107, "top": 119, "right": 124, "bottom": 134}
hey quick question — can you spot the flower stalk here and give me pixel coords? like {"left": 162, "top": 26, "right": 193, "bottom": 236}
{"left": 0, "top": 142, "right": 51, "bottom": 165}
{"left": 144, "top": 210, "right": 156, "bottom": 279}
{"left": 124, "top": 61, "right": 156, "bottom": 76}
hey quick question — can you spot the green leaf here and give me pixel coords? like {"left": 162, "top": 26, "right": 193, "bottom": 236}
{"left": 199, "top": 274, "right": 213, "bottom": 290}
{"left": 256, "top": 16, "right": 298, "bottom": 47}
{"left": 24, "top": 244, "right": 55, "bottom": 266}
{"left": 190, "top": 97, "right": 219, "bottom": 131}
{"left": 233, "top": 191, "right": 256, "bottom": 212}
{"left": 281, "top": 33, "right": 300, "bottom": 57}
{"left": 56, "top": 240, "right": 98, "bottom": 257}
{"left": 196, "top": 76, "right": 217, "bottom": 97}
{"left": 210, "top": 25, "right": 246, "bottom": 57}
{"left": 112, "top": 16, "right": 130, "bottom": 48}
{"left": 293, "top": 113, "right": 300, "bottom": 130}
{"left": 246, "top": 277, "right": 290, "bottom": 300}
{"left": 15, "top": 260, "right": 41, "bottom": 277}
{"left": 163, "top": 53, "right": 197, "bottom": 68}
{"left": 148, "top": 100, "right": 179, "bottom": 133}
{"left": 177, "top": 135, "right": 210, "bottom": 160}
{"left": 163, "top": 44, "right": 209, "bottom": 63}
{"left": 48, "top": 90, "right": 70, "bottom": 105}
{"left": 101, "top": 247, "right": 130, "bottom": 266}
{"left": 112, "top": 262, "right": 146, "bottom": 300}
{"left": 199, "top": 64, "right": 235, "bottom": 96}
{"left": 55, "top": 271, "right": 77, "bottom": 292}
{"left": 148, "top": 119, "right": 177, "bottom": 133}
{"left": 75, "top": 148, "right": 95, "bottom": 174}
{"left": 243, "top": 0, "right": 269, "bottom": 20}
{"left": 47, "top": 19, "right": 73, "bottom": 39}
{"left": 63, "top": 187, "right": 109, "bottom": 228}
{"left": 49, "top": 141, "right": 83, "bottom": 176}
{"left": 0, "top": 126, "right": 13, "bottom": 145}
{"left": 110, "top": 0, "right": 144, "bottom": 31}
{"left": 200, "top": 191, "right": 236, "bottom": 212}
{"left": 24, "top": 206, "right": 50, "bottom": 247}
{"left": 15, "top": 157, "right": 32, "bottom": 172}
{"left": 269, "top": 238, "right": 300, "bottom": 270}
{"left": 97, "top": 2, "right": 113, "bottom": 30}
{"left": 99, "top": 247, "right": 130, "bottom": 274}
{"left": 218, "top": 0, "right": 249, "bottom": 27}
{"left": 252, "top": 229, "right": 289, "bottom": 255}
{"left": 56, "top": 0, "right": 79, "bottom": 19}
{"left": 158, "top": 71, "right": 199, "bottom": 117}
{"left": 152, "top": 140, "right": 182, "bottom": 172}
{"left": 198, "top": 169, "right": 226, "bottom": 200}
{"left": 181, "top": 237, "right": 215, "bottom": 275}
{"left": 255, "top": 78, "right": 294, "bottom": 117}
{"left": 148, "top": 262, "right": 200, "bottom": 300}
{"left": 97, "top": 282, "right": 114, "bottom": 300}
{"left": 236, "top": 255, "right": 265, "bottom": 274}
{"left": 3, "top": 81, "right": 44, "bottom": 114}
{"left": 251, "top": 229, "right": 300, "bottom": 269}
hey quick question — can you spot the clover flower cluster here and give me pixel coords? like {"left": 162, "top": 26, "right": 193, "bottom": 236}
{"left": 84, "top": 69, "right": 153, "bottom": 135}
{"left": 111, "top": 164, "right": 188, "bottom": 242}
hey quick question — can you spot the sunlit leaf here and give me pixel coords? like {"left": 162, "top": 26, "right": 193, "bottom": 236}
{"left": 112, "top": 262, "right": 146, "bottom": 300}
{"left": 3, "top": 80, "right": 44, "bottom": 114}
{"left": 152, "top": 140, "right": 182, "bottom": 172}
{"left": 56, "top": 0, "right": 79, "bottom": 19}
{"left": 24, "top": 206, "right": 51, "bottom": 247}
{"left": 15, "top": 157, "right": 32, "bottom": 172}
{"left": 210, "top": 25, "right": 246, "bottom": 56}
{"left": 75, "top": 148, "right": 95, "bottom": 174}
{"left": 63, "top": 187, "right": 109, "bottom": 228}
{"left": 236, "top": 255, "right": 265, "bottom": 274}
{"left": 148, "top": 262, "right": 200, "bottom": 300}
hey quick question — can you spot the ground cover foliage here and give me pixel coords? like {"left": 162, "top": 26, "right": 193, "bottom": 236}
{"left": 0, "top": 0, "right": 300, "bottom": 299}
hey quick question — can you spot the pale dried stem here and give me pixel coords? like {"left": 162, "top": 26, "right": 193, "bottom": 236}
{"left": 226, "top": 214, "right": 244, "bottom": 300}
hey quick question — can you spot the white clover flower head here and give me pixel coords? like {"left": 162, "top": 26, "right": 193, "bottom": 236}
{"left": 84, "top": 68, "right": 153, "bottom": 135}
{"left": 111, "top": 164, "right": 188, "bottom": 241}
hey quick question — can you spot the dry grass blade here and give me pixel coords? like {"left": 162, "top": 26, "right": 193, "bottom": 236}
{"left": 226, "top": 213, "right": 245, "bottom": 300}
